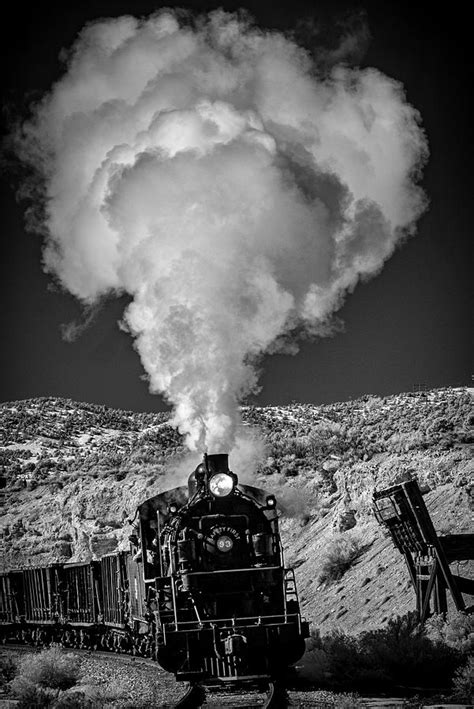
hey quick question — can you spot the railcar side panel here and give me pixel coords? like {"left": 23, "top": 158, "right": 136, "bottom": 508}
{"left": 62, "top": 561, "right": 101, "bottom": 625}
{"left": 100, "top": 552, "right": 129, "bottom": 627}
{"left": 23, "top": 565, "right": 62, "bottom": 624}
{"left": 0, "top": 572, "right": 24, "bottom": 624}
{"left": 127, "top": 554, "right": 148, "bottom": 624}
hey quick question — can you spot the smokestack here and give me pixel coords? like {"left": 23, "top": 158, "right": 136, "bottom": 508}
{"left": 205, "top": 454, "right": 230, "bottom": 475}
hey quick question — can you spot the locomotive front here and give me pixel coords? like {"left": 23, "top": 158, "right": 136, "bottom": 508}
{"left": 133, "top": 453, "right": 308, "bottom": 692}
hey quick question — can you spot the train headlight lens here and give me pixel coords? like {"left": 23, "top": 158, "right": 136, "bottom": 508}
{"left": 209, "top": 473, "right": 234, "bottom": 497}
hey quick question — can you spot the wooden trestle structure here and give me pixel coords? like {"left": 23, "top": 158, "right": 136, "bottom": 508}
{"left": 373, "top": 480, "right": 474, "bottom": 623}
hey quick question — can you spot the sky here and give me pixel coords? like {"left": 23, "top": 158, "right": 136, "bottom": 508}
{"left": 0, "top": 0, "right": 471, "bottom": 413}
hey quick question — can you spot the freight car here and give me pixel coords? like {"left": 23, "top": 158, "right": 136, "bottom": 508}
{"left": 0, "top": 453, "right": 308, "bottom": 707}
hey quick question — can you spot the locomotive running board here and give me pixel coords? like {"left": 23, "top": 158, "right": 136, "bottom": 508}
{"left": 214, "top": 674, "right": 271, "bottom": 682}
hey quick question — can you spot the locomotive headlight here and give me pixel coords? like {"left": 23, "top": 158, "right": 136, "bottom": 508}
{"left": 209, "top": 473, "right": 235, "bottom": 497}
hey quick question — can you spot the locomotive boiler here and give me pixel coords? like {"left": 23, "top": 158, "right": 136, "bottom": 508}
{"left": 0, "top": 453, "right": 308, "bottom": 707}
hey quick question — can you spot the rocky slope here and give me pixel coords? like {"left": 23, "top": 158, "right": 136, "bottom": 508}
{"left": 0, "top": 387, "right": 472, "bottom": 634}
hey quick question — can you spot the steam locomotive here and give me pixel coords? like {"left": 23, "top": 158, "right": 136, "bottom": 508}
{"left": 1, "top": 454, "right": 308, "bottom": 705}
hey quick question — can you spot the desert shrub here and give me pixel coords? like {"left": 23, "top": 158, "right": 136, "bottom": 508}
{"left": 10, "top": 648, "right": 81, "bottom": 703}
{"left": 298, "top": 629, "right": 332, "bottom": 684}
{"left": 318, "top": 630, "right": 368, "bottom": 685}
{"left": 318, "top": 533, "right": 365, "bottom": 584}
{"left": 15, "top": 683, "right": 58, "bottom": 708}
{"left": 0, "top": 655, "right": 17, "bottom": 687}
{"left": 357, "top": 612, "right": 460, "bottom": 689}
{"left": 426, "top": 611, "right": 474, "bottom": 653}
{"left": 452, "top": 656, "right": 474, "bottom": 701}
{"left": 303, "top": 689, "right": 365, "bottom": 708}
{"left": 82, "top": 677, "right": 133, "bottom": 706}
{"left": 302, "top": 613, "right": 463, "bottom": 692}
{"left": 81, "top": 675, "right": 163, "bottom": 708}
{"left": 301, "top": 628, "right": 375, "bottom": 688}
{"left": 15, "top": 686, "right": 93, "bottom": 709}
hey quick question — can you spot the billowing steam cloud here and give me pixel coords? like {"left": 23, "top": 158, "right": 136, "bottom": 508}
{"left": 16, "top": 10, "right": 428, "bottom": 452}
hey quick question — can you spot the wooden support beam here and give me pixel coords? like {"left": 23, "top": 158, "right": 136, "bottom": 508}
{"left": 450, "top": 574, "right": 474, "bottom": 595}
{"left": 373, "top": 479, "right": 473, "bottom": 623}
{"left": 403, "top": 551, "right": 417, "bottom": 588}
{"left": 434, "top": 572, "right": 448, "bottom": 615}
{"left": 434, "top": 547, "right": 466, "bottom": 613}
{"left": 440, "top": 534, "right": 474, "bottom": 561}
{"left": 420, "top": 558, "right": 438, "bottom": 623}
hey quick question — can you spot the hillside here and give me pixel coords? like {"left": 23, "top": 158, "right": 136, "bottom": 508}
{"left": 0, "top": 387, "right": 472, "bottom": 634}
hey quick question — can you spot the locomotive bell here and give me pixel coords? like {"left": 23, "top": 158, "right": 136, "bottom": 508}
{"left": 188, "top": 462, "right": 207, "bottom": 497}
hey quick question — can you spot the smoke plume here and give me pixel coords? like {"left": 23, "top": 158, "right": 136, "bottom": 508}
{"left": 15, "top": 10, "right": 428, "bottom": 452}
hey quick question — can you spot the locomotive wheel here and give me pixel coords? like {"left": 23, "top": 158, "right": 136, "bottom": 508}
{"left": 174, "top": 682, "right": 205, "bottom": 708}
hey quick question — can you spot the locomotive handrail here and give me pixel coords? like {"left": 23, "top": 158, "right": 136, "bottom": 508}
{"left": 163, "top": 612, "right": 302, "bottom": 631}
{"left": 176, "top": 565, "right": 282, "bottom": 575}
